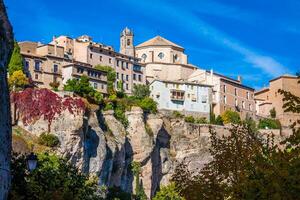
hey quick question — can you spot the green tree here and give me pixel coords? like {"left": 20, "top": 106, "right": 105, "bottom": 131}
{"left": 131, "top": 161, "right": 147, "bottom": 200}
{"left": 270, "top": 107, "right": 276, "bottom": 118}
{"left": 214, "top": 115, "right": 224, "bottom": 125}
{"left": 153, "top": 183, "right": 185, "bottom": 200}
{"left": 221, "top": 110, "right": 241, "bottom": 124}
{"left": 64, "top": 75, "right": 103, "bottom": 104}
{"left": 184, "top": 116, "right": 195, "bottom": 123}
{"left": 258, "top": 118, "right": 281, "bottom": 129}
{"left": 8, "top": 41, "right": 24, "bottom": 75}
{"left": 138, "top": 97, "right": 157, "bottom": 113}
{"left": 132, "top": 84, "right": 150, "bottom": 99}
{"left": 9, "top": 153, "right": 102, "bottom": 200}
{"left": 8, "top": 70, "right": 29, "bottom": 91}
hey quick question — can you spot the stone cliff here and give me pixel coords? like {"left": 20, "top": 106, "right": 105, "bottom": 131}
{"left": 15, "top": 105, "right": 289, "bottom": 199}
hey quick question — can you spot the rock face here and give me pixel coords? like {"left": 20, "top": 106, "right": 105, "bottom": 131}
{"left": 0, "top": 0, "right": 14, "bottom": 199}
{"left": 16, "top": 105, "right": 287, "bottom": 199}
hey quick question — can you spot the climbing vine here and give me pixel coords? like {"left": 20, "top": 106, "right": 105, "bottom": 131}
{"left": 11, "top": 88, "right": 85, "bottom": 132}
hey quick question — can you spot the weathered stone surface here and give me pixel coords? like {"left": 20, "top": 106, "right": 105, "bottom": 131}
{"left": 0, "top": 0, "right": 14, "bottom": 198}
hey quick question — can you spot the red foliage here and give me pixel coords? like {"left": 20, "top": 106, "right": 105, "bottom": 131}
{"left": 11, "top": 88, "right": 86, "bottom": 130}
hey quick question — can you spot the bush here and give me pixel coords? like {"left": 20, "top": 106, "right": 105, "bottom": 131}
{"left": 221, "top": 110, "right": 241, "bottom": 124}
{"left": 153, "top": 183, "right": 185, "bottom": 200}
{"left": 215, "top": 115, "right": 224, "bottom": 125}
{"left": 195, "top": 117, "right": 208, "bottom": 124}
{"left": 132, "top": 84, "right": 150, "bottom": 99}
{"left": 258, "top": 118, "right": 281, "bottom": 129}
{"left": 10, "top": 153, "right": 102, "bottom": 199}
{"left": 38, "top": 133, "right": 59, "bottom": 147}
{"left": 172, "top": 111, "right": 184, "bottom": 118}
{"left": 49, "top": 81, "right": 60, "bottom": 91}
{"left": 184, "top": 116, "right": 195, "bottom": 123}
{"left": 138, "top": 97, "right": 157, "bottom": 113}
{"left": 8, "top": 70, "right": 29, "bottom": 91}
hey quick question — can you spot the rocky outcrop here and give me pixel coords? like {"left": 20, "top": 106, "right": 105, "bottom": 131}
{"left": 16, "top": 105, "right": 289, "bottom": 199}
{"left": 0, "top": 0, "right": 14, "bottom": 199}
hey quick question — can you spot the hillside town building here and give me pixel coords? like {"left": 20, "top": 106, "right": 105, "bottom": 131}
{"left": 19, "top": 28, "right": 146, "bottom": 94}
{"left": 136, "top": 35, "right": 255, "bottom": 118}
{"left": 150, "top": 80, "right": 212, "bottom": 118}
{"left": 255, "top": 74, "right": 300, "bottom": 127}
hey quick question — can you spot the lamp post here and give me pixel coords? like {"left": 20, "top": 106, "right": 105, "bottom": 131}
{"left": 26, "top": 152, "right": 38, "bottom": 172}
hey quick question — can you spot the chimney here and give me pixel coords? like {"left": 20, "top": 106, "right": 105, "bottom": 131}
{"left": 237, "top": 75, "right": 242, "bottom": 83}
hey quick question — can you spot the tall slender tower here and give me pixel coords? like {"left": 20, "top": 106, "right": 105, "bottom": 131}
{"left": 120, "top": 27, "right": 135, "bottom": 57}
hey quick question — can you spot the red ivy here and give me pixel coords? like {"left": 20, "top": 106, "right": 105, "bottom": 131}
{"left": 11, "top": 88, "right": 85, "bottom": 129}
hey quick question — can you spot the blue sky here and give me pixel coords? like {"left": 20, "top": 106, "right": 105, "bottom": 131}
{"left": 5, "top": 0, "right": 299, "bottom": 89}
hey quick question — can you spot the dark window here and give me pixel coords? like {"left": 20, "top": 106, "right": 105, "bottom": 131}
{"left": 138, "top": 75, "right": 142, "bottom": 82}
{"left": 100, "top": 56, "right": 102, "bottom": 61}
{"left": 117, "top": 72, "right": 119, "bottom": 79}
{"left": 126, "top": 75, "right": 129, "bottom": 81}
{"left": 117, "top": 60, "right": 119, "bottom": 67}
{"left": 25, "top": 60, "right": 29, "bottom": 69}
{"left": 90, "top": 53, "right": 93, "bottom": 59}
{"left": 121, "top": 74, "right": 124, "bottom": 81}
{"left": 126, "top": 84, "right": 129, "bottom": 90}
{"left": 34, "top": 61, "right": 40, "bottom": 71}
{"left": 127, "top": 39, "right": 131, "bottom": 46}
{"left": 53, "top": 64, "right": 58, "bottom": 73}
{"left": 35, "top": 73, "right": 38, "bottom": 79}
{"left": 94, "top": 83, "right": 98, "bottom": 89}
{"left": 126, "top": 62, "right": 128, "bottom": 69}
{"left": 109, "top": 58, "right": 112, "bottom": 63}
{"left": 234, "top": 88, "right": 237, "bottom": 96}
{"left": 133, "top": 74, "right": 136, "bottom": 80}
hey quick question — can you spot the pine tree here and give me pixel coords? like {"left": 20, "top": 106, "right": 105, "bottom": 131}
{"left": 8, "top": 41, "right": 24, "bottom": 75}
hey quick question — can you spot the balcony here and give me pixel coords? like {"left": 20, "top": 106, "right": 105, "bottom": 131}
{"left": 170, "top": 90, "right": 185, "bottom": 101}
{"left": 51, "top": 68, "right": 61, "bottom": 74}
{"left": 133, "top": 65, "right": 142, "bottom": 72}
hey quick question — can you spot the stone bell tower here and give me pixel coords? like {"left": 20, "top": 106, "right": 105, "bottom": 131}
{"left": 120, "top": 27, "right": 135, "bottom": 57}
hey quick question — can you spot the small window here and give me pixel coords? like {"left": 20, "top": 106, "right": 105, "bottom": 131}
{"left": 141, "top": 54, "right": 147, "bottom": 61}
{"left": 109, "top": 58, "right": 112, "bottom": 63}
{"left": 234, "top": 88, "right": 237, "bottom": 96}
{"left": 158, "top": 52, "right": 164, "bottom": 59}
{"left": 126, "top": 62, "right": 128, "bottom": 69}
{"left": 117, "top": 60, "right": 119, "bottom": 67}
{"left": 90, "top": 53, "right": 93, "bottom": 59}
{"left": 34, "top": 60, "right": 40, "bottom": 71}
{"left": 126, "top": 84, "right": 129, "bottom": 90}
{"left": 53, "top": 64, "right": 58, "bottom": 73}
{"left": 117, "top": 72, "right": 119, "bottom": 79}
{"left": 25, "top": 60, "right": 29, "bottom": 69}
{"left": 126, "top": 75, "right": 129, "bottom": 81}
{"left": 242, "top": 101, "right": 245, "bottom": 109}
{"left": 121, "top": 74, "right": 124, "bottom": 81}
{"left": 35, "top": 73, "right": 38, "bottom": 79}
{"left": 133, "top": 74, "right": 136, "bottom": 80}
{"left": 127, "top": 39, "right": 131, "bottom": 46}
{"left": 223, "top": 85, "right": 226, "bottom": 93}
{"left": 235, "top": 99, "right": 238, "bottom": 106}
{"left": 99, "top": 56, "right": 102, "bottom": 61}
{"left": 94, "top": 83, "right": 98, "bottom": 89}
{"left": 246, "top": 92, "right": 249, "bottom": 99}
{"left": 224, "top": 95, "right": 227, "bottom": 104}
{"left": 138, "top": 75, "right": 142, "bottom": 82}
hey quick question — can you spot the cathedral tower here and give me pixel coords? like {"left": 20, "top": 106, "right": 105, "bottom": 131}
{"left": 120, "top": 27, "right": 135, "bottom": 57}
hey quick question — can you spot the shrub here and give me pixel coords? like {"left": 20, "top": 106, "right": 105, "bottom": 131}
{"left": 258, "top": 118, "right": 281, "bottom": 129}
{"left": 104, "top": 102, "right": 114, "bottom": 111}
{"left": 195, "top": 117, "right": 208, "bottom": 124}
{"left": 221, "top": 110, "right": 241, "bottom": 124}
{"left": 94, "top": 65, "right": 116, "bottom": 95}
{"left": 132, "top": 84, "right": 150, "bottom": 99}
{"left": 38, "top": 133, "right": 59, "bottom": 147}
{"left": 138, "top": 97, "right": 157, "bottom": 113}
{"left": 8, "top": 41, "right": 24, "bottom": 75}
{"left": 8, "top": 70, "right": 29, "bottom": 91}
{"left": 215, "top": 115, "right": 224, "bottom": 125}
{"left": 184, "top": 116, "right": 195, "bottom": 123}
{"left": 49, "top": 81, "right": 60, "bottom": 91}
{"left": 114, "top": 107, "right": 129, "bottom": 128}
{"left": 153, "top": 183, "right": 185, "bottom": 200}
{"left": 172, "top": 111, "right": 184, "bottom": 118}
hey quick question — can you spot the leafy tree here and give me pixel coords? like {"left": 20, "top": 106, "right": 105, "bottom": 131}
{"left": 153, "top": 183, "right": 185, "bottom": 200}
{"left": 221, "top": 110, "right": 241, "bottom": 124}
{"left": 94, "top": 65, "right": 116, "bottom": 95}
{"left": 132, "top": 84, "right": 150, "bottom": 99}
{"left": 8, "top": 41, "right": 24, "bottom": 75}
{"left": 270, "top": 107, "right": 276, "bottom": 118}
{"left": 8, "top": 70, "right": 29, "bottom": 91}
{"left": 64, "top": 75, "right": 103, "bottom": 104}
{"left": 9, "top": 153, "right": 102, "bottom": 200}
{"left": 138, "top": 97, "right": 157, "bottom": 113}
{"left": 258, "top": 118, "right": 281, "bottom": 129}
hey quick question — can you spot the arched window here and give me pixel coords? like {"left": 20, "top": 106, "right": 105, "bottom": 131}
{"left": 127, "top": 39, "right": 131, "bottom": 46}
{"left": 158, "top": 52, "right": 164, "bottom": 59}
{"left": 141, "top": 53, "right": 147, "bottom": 61}
{"left": 173, "top": 54, "right": 178, "bottom": 62}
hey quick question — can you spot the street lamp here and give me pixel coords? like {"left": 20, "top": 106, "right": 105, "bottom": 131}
{"left": 26, "top": 152, "right": 38, "bottom": 172}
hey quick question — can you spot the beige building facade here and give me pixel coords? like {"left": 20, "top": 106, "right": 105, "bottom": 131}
{"left": 255, "top": 74, "right": 300, "bottom": 127}
{"left": 188, "top": 69, "right": 255, "bottom": 119}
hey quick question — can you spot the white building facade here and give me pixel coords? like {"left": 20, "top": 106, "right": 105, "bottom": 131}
{"left": 150, "top": 80, "right": 212, "bottom": 118}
